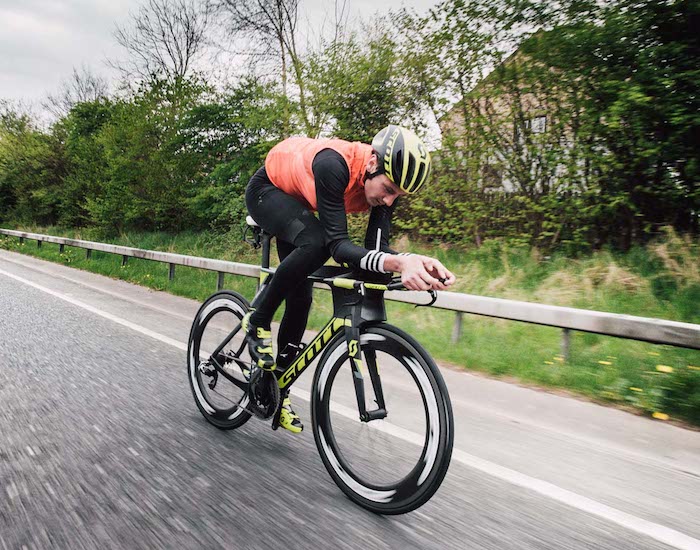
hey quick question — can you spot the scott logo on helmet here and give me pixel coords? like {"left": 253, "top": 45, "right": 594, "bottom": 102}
{"left": 383, "top": 127, "right": 401, "bottom": 174}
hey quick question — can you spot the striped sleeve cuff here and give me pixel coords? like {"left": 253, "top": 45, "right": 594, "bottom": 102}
{"left": 359, "top": 251, "right": 388, "bottom": 273}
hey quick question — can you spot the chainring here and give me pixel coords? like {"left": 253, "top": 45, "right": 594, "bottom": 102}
{"left": 247, "top": 368, "right": 280, "bottom": 419}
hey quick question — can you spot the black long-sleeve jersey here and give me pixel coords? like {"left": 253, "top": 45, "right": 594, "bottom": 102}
{"left": 312, "top": 148, "right": 400, "bottom": 273}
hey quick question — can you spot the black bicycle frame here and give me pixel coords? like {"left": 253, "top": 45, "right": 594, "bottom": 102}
{"left": 243, "top": 226, "right": 390, "bottom": 422}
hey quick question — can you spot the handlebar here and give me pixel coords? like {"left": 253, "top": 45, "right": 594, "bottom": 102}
{"left": 321, "top": 276, "right": 444, "bottom": 307}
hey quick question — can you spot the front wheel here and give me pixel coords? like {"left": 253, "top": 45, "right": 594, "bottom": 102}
{"left": 311, "top": 323, "right": 454, "bottom": 514}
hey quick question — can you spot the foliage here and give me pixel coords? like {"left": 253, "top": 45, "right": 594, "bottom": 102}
{"left": 182, "top": 77, "right": 287, "bottom": 228}
{"left": 394, "top": 0, "right": 699, "bottom": 251}
{"left": 305, "top": 28, "right": 421, "bottom": 142}
{"left": 0, "top": 104, "right": 66, "bottom": 225}
{"left": 1, "top": 77, "right": 286, "bottom": 235}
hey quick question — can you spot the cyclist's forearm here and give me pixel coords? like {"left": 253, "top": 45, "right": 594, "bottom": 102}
{"left": 383, "top": 254, "right": 411, "bottom": 273}
{"left": 329, "top": 239, "right": 391, "bottom": 273}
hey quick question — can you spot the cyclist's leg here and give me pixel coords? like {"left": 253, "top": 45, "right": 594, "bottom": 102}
{"left": 276, "top": 239, "right": 314, "bottom": 358}
{"left": 245, "top": 168, "right": 329, "bottom": 333}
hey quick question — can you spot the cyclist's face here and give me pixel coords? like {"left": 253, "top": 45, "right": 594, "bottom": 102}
{"left": 364, "top": 175, "right": 405, "bottom": 207}
{"left": 364, "top": 155, "right": 406, "bottom": 207}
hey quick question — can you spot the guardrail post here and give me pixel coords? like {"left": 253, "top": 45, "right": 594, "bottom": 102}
{"left": 169, "top": 263, "right": 175, "bottom": 281}
{"left": 452, "top": 312, "right": 463, "bottom": 344}
{"left": 59, "top": 244, "right": 65, "bottom": 253}
{"left": 37, "top": 240, "right": 42, "bottom": 248}
{"left": 217, "top": 272, "right": 225, "bottom": 291}
{"left": 561, "top": 328, "right": 571, "bottom": 362}
{"left": 19, "top": 237, "right": 24, "bottom": 245}
{"left": 86, "top": 249, "right": 92, "bottom": 259}
{"left": 122, "top": 255, "right": 128, "bottom": 267}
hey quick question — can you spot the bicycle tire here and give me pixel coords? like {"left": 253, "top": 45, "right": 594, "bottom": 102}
{"left": 311, "top": 323, "right": 454, "bottom": 514}
{"left": 188, "top": 290, "right": 253, "bottom": 430}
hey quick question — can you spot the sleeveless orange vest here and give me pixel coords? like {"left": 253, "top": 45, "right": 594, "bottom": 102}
{"left": 264, "top": 137, "right": 373, "bottom": 214}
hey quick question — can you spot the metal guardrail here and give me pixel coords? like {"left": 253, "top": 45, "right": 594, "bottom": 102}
{"left": 1, "top": 228, "right": 698, "bottom": 353}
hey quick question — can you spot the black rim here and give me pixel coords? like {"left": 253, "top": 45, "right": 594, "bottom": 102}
{"left": 189, "top": 293, "right": 251, "bottom": 422}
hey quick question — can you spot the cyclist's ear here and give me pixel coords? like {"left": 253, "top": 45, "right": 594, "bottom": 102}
{"left": 366, "top": 153, "right": 379, "bottom": 173}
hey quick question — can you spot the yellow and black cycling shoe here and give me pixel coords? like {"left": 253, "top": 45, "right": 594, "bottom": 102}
{"left": 279, "top": 396, "right": 303, "bottom": 433}
{"left": 241, "top": 312, "right": 276, "bottom": 371}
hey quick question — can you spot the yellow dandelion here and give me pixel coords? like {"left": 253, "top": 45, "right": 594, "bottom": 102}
{"left": 656, "top": 365, "right": 674, "bottom": 373}
{"left": 652, "top": 412, "right": 669, "bottom": 421}
{"left": 647, "top": 352, "right": 660, "bottom": 356}
{"left": 598, "top": 360, "right": 612, "bottom": 365}
{"left": 629, "top": 387, "right": 643, "bottom": 392}
{"left": 544, "top": 361, "right": 554, "bottom": 365}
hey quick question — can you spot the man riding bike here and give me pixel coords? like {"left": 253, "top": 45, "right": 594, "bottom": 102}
{"left": 243, "top": 125, "right": 456, "bottom": 433}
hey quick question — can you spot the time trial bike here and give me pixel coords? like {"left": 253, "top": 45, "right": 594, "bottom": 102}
{"left": 187, "top": 217, "right": 454, "bottom": 514}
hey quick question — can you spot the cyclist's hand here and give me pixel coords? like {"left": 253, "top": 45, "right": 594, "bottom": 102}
{"left": 421, "top": 257, "right": 456, "bottom": 290}
{"left": 399, "top": 255, "right": 438, "bottom": 291}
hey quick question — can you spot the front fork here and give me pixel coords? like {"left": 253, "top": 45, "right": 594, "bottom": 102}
{"left": 346, "top": 310, "right": 387, "bottom": 422}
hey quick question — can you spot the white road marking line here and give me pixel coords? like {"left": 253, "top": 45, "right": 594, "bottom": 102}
{"left": 2, "top": 265, "right": 699, "bottom": 550}
{"left": 0, "top": 267, "right": 186, "bottom": 352}
{"left": 0, "top": 251, "right": 196, "bottom": 322}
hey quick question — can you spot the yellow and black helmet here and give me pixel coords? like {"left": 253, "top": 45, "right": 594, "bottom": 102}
{"left": 371, "top": 125, "right": 431, "bottom": 194}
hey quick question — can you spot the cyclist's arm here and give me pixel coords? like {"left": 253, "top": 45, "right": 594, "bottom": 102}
{"left": 365, "top": 202, "right": 400, "bottom": 254}
{"left": 313, "top": 149, "right": 390, "bottom": 273}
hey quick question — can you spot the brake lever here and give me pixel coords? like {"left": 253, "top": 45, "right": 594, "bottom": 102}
{"left": 414, "top": 289, "right": 438, "bottom": 308}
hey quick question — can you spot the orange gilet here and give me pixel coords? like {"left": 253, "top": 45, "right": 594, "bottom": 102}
{"left": 264, "top": 137, "right": 373, "bottom": 213}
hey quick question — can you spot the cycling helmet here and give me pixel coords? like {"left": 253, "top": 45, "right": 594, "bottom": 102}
{"left": 371, "top": 125, "right": 431, "bottom": 194}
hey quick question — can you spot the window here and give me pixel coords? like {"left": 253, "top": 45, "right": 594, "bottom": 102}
{"left": 530, "top": 115, "right": 547, "bottom": 134}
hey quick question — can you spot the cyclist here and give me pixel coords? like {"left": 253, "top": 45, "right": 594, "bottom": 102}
{"left": 243, "top": 125, "right": 456, "bottom": 433}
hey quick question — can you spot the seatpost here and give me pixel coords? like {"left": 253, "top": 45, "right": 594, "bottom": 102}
{"left": 261, "top": 233, "right": 271, "bottom": 270}
{"left": 252, "top": 232, "right": 272, "bottom": 306}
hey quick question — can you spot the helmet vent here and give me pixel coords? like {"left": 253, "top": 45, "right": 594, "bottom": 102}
{"left": 406, "top": 155, "right": 416, "bottom": 191}
{"left": 394, "top": 150, "right": 403, "bottom": 180}
{"left": 414, "top": 163, "right": 426, "bottom": 193}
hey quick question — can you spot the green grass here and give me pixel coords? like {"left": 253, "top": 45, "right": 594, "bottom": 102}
{"left": 2, "top": 224, "right": 699, "bottom": 425}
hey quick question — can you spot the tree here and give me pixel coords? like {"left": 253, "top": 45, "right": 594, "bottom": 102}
{"left": 216, "top": 0, "right": 301, "bottom": 136}
{"left": 89, "top": 78, "right": 211, "bottom": 233}
{"left": 394, "top": 0, "right": 699, "bottom": 249}
{"left": 112, "top": 0, "right": 213, "bottom": 82}
{"left": 44, "top": 65, "right": 109, "bottom": 119}
{"left": 527, "top": 0, "right": 700, "bottom": 247}
{"left": 0, "top": 102, "right": 66, "bottom": 225}
{"left": 55, "top": 100, "right": 114, "bottom": 226}
{"left": 304, "top": 28, "right": 421, "bottom": 142}
{"left": 182, "top": 77, "right": 288, "bottom": 227}
{"left": 216, "top": 0, "right": 353, "bottom": 138}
